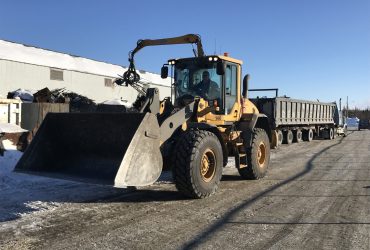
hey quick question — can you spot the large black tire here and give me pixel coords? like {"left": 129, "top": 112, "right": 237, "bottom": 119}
{"left": 283, "top": 130, "right": 293, "bottom": 144}
{"left": 172, "top": 130, "right": 223, "bottom": 198}
{"left": 329, "top": 127, "right": 334, "bottom": 140}
{"left": 293, "top": 129, "right": 303, "bottom": 143}
{"left": 321, "top": 127, "right": 334, "bottom": 140}
{"left": 238, "top": 128, "right": 270, "bottom": 180}
{"left": 303, "top": 129, "right": 314, "bottom": 142}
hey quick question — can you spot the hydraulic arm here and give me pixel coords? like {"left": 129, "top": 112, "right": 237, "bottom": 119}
{"left": 116, "top": 34, "right": 204, "bottom": 87}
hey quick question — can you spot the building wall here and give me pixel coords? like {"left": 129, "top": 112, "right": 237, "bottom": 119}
{"left": 0, "top": 59, "right": 171, "bottom": 103}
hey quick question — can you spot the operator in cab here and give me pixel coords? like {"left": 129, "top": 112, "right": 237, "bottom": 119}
{"left": 194, "top": 70, "right": 220, "bottom": 100}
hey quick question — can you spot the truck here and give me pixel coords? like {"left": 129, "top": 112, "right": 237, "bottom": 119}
{"left": 249, "top": 89, "right": 346, "bottom": 148}
{"left": 359, "top": 119, "right": 370, "bottom": 130}
{"left": 15, "top": 34, "right": 272, "bottom": 198}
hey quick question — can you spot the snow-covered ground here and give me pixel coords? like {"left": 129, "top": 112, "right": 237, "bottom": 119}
{"left": 0, "top": 140, "right": 125, "bottom": 223}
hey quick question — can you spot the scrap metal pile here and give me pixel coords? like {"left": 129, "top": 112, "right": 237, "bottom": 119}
{"left": 7, "top": 87, "right": 96, "bottom": 112}
{"left": 48, "top": 88, "right": 96, "bottom": 112}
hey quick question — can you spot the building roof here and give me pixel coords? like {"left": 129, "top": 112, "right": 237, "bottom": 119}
{"left": 0, "top": 39, "right": 170, "bottom": 87}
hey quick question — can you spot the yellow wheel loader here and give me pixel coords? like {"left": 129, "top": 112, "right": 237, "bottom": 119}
{"left": 15, "top": 34, "right": 271, "bottom": 198}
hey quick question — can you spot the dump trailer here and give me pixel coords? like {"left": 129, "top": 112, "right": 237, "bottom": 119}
{"left": 249, "top": 89, "right": 343, "bottom": 148}
{"left": 15, "top": 34, "right": 272, "bottom": 199}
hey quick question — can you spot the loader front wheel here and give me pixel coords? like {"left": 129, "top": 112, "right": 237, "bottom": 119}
{"left": 172, "top": 130, "right": 223, "bottom": 198}
{"left": 238, "top": 128, "right": 270, "bottom": 180}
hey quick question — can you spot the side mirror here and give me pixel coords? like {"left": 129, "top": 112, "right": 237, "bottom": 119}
{"left": 216, "top": 61, "right": 225, "bottom": 75}
{"left": 161, "top": 66, "right": 168, "bottom": 79}
{"left": 242, "top": 74, "right": 250, "bottom": 98}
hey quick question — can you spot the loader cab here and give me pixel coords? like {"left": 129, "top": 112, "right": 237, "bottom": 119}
{"left": 168, "top": 55, "right": 243, "bottom": 123}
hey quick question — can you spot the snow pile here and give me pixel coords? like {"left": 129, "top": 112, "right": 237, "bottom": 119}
{"left": 0, "top": 123, "right": 27, "bottom": 133}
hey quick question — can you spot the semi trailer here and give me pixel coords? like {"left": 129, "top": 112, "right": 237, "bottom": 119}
{"left": 249, "top": 89, "right": 346, "bottom": 148}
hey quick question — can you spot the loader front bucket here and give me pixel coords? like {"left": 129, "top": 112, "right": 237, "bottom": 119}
{"left": 14, "top": 112, "right": 163, "bottom": 187}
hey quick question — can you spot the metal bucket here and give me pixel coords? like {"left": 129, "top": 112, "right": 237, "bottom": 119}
{"left": 15, "top": 112, "right": 163, "bottom": 187}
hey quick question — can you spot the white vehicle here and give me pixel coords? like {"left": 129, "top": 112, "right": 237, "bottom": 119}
{"left": 346, "top": 117, "right": 359, "bottom": 131}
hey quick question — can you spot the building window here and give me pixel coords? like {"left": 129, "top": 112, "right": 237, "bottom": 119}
{"left": 104, "top": 78, "right": 114, "bottom": 87}
{"left": 50, "top": 69, "right": 64, "bottom": 81}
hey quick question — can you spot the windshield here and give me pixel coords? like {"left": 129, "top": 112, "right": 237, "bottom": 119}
{"left": 174, "top": 60, "right": 222, "bottom": 102}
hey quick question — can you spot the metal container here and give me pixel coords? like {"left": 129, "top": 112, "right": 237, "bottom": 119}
{"left": 21, "top": 103, "right": 70, "bottom": 131}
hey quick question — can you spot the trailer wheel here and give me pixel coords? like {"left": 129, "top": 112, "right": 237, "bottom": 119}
{"left": 303, "top": 129, "right": 314, "bottom": 142}
{"left": 172, "top": 130, "right": 223, "bottom": 198}
{"left": 283, "top": 130, "right": 293, "bottom": 144}
{"left": 294, "top": 129, "right": 303, "bottom": 143}
{"left": 238, "top": 128, "right": 270, "bottom": 179}
{"left": 329, "top": 128, "right": 334, "bottom": 140}
{"left": 277, "top": 130, "right": 283, "bottom": 146}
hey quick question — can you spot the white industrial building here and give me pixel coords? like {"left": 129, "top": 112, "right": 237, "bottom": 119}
{"left": 0, "top": 39, "right": 171, "bottom": 104}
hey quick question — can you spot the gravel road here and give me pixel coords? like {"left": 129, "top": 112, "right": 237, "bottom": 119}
{"left": 1, "top": 130, "right": 369, "bottom": 249}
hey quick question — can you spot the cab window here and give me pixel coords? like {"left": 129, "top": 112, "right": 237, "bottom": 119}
{"left": 225, "top": 64, "right": 237, "bottom": 114}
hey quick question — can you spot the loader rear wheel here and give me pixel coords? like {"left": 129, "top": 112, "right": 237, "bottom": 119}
{"left": 238, "top": 128, "right": 270, "bottom": 180}
{"left": 172, "top": 130, "right": 223, "bottom": 198}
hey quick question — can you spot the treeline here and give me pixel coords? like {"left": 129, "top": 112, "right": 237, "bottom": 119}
{"left": 343, "top": 108, "right": 370, "bottom": 120}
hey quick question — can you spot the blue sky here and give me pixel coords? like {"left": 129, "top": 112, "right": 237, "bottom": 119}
{"left": 1, "top": 0, "right": 369, "bottom": 108}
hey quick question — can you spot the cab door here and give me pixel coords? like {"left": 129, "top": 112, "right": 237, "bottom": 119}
{"left": 203, "top": 61, "right": 242, "bottom": 125}
{"left": 225, "top": 63, "right": 238, "bottom": 114}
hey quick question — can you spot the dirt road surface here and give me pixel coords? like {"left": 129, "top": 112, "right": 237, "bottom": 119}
{"left": 1, "top": 130, "right": 370, "bottom": 249}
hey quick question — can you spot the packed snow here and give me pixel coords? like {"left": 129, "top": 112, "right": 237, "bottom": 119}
{"left": 0, "top": 140, "right": 125, "bottom": 223}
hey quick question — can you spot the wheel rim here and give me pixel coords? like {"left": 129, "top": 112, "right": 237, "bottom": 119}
{"left": 309, "top": 130, "right": 313, "bottom": 140}
{"left": 278, "top": 131, "right": 283, "bottom": 144}
{"left": 200, "top": 149, "right": 216, "bottom": 182}
{"left": 289, "top": 131, "right": 293, "bottom": 141}
{"left": 257, "top": 142, "right": 266, "bottom": 166}
{"left": 297, "top": 130, "right": 302, "bottom": 140}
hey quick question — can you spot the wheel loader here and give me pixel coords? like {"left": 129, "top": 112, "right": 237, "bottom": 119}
{"left": 15, "top": 34, "right": 272, "bottom": 198}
